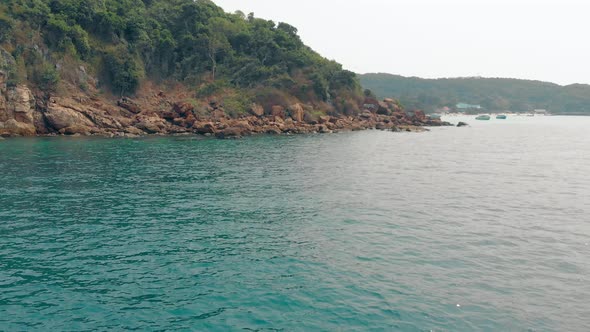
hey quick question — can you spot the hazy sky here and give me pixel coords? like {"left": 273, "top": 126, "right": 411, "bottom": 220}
{"left": 213, "top": 0, "right": 590, "bottom": 85}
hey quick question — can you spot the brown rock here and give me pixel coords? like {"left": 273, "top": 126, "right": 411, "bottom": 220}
{"left": 376, "top": 122, "right": 393, "bottom": 130}
{"left": 0, "top": 119, "right": 36, "bottom": 136}
{"left": 216, "top": 127, "right": 244, "bottom": 139}
{"left": 271, "top": 105, "right": 285, "bottom": 120}
{"left": 193, "top": 122, "right": 216, "bottom": 135}
{"left": 413, "top": 110, "right": 426, "bottom": 121}
{"left": 288, "top": 103, "right": 304, "bottom": 122}
{"left": 60, "top": 125, "right": 91, "bottom": 136}
{"left": 117, "top": 97, "right": 141, "bottom": 114}
{"left": 173, "top": 102, "right": 194, "bottom": 117}
{"left": 135, "top": 117, "right": 165, "bottom": 134}
{"left": 0, "top": 84, "right": 37, "bottom": 136}
{"left": 376, "top": 102, "right": 392, "bottom": 115}
{"left": 318, "top": 115, "right": 331, "bottom": 124}
{"left": 316, "top": 124, "right": 333, "bottom": 134}
{"left": 124, "top": 126, "right": 145, "bottom": 136}
{"left": 360, "top": 110, "right": 374, "bottom": 119}
{"left": 136, "top": 122, "right": 161, "bottom": 134}
{"left": 44, "top": 105, "right": 95, "bottom": 132}
{"left": 227, "top": 119, "right": 253, "bottom": 132}
{"left": 266, "top": 126, "right": 282, "bottom": 135}
{"left": 249, "top": 103, "right": 265, "bottom": 117}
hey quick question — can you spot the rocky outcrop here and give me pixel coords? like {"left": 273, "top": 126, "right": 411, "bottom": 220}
{"left": 270, "top": 105, "right": 286, "bottom": 120}
{"left": 117, "top": 97, "right": 142, "bottom": 114}
{"left": 0, "top": 85, "right": 37, "bottom": 137}
{"left": 249, "top": 103, "right": 264, "bottom": 117}
{"left": 1, "top": 49, "right": 37, "bottom": 136}
{"left": 44, "top": 103, "right": 96, "bottom": 134}
{"left": 288, "top": 103, "right": 304, "bottom": 122}
{"left": 1, "top": 65, "right": 451, "bottom": 138}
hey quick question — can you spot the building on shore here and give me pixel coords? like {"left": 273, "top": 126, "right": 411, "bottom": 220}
{"left": 456, "top": 103, "right": 482, "bottom": 110}
{"left": 533, "top": 109, "right": 549, "bottom": 115}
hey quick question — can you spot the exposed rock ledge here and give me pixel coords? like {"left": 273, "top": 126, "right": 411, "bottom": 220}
{"left": 0, "top": 82, "right": 450, "bottom": 139}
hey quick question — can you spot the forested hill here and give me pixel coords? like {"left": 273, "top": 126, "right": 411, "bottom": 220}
{"left": 0, "top": 0, "right": 362, "bottom": 115}
{"left": 360, "top": 73, "right": 590, "bottom": 115}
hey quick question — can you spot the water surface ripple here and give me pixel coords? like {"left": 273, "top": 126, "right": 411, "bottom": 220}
{"left": 1, "top": 116, "right": 589, "bottom": 331}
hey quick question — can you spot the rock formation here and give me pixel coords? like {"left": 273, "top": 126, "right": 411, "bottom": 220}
{"left": 0, "top": 46, "right": 451, "bottom": 138}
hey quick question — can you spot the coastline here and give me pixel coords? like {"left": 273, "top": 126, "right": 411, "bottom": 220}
{"left": 0, "top": 85, "right": 451, "bottom": 139}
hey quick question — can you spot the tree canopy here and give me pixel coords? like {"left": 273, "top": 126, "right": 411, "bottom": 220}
{"left": 0, "top": 0, "right": 362, "bottom": 113}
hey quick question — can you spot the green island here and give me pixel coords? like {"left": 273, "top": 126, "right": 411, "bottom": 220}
{"left": 360, "top": 73, "right": 590, "bottom": 115}
{"left": 0, "top": 0, "right": 446, "bottom": 138}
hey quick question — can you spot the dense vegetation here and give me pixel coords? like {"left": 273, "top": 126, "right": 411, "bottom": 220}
{"left": 0, "top": 0, "right": 363, "bottom": 115}
{"left": 360, "top": 73, "right": 590, "bottom": 115}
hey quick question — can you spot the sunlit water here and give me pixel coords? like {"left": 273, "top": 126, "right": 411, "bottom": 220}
{"left": 1, "top": 116, "right": 589, "bottom": 331}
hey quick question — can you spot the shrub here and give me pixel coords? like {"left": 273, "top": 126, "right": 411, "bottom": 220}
{"left": 0, "top": 12, "right": 14, "bottom": 43}
{"left": 33, "top": 63, "right": 60, "bottom": 92}
{"left": 103, "top": 46, "right": 143, "bottom": 96}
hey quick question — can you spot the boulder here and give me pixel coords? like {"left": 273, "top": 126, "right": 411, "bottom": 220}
{"left": 271, "top": 105, "right": 285, "bottom": 119}
{"left": 360, "top": 110, "right": 374, "bottom": 119}
{"left": 60, "top": 125, "right": 91, "bottom": 136}
{"left": 392, "top": 112, "right": 405, "bottom": 120}
{"left": 135, "top": 117, "right": 166, "bottom": 134}
{"left": 413, "top": 110, "right": 426, "bottom": 121}
{"left": 10, "top": 86, "right": 35, "bottom": 122}
{"left": 117, "top": 97, "right": 142, "bottom": 114}
{"left": 457, "top": 122, "right": 469, "bottom": 127}
{"left": 44, "top": 105, "right": 95, "bottom": 132}
{"left": 376, "top": 122, "right": 393, "bottom": 130}
{"left": 376, "top": 101, "right": 391, "bottom": 115}
{"left": 135, "top": 121, "right": 161, "bottom": 134}
{"left": 318, "top": 115, "right": 331, "bottom": 124}
{"left": 172, "top": 102, "right": 195, "bottom": 117}
{"left": 215, "top": 127, "right": 243, "bottom": 139}
{"left": 124, "top": 126, "right": 145, "bottom": 136}
{"left": 0, "top": 119, "right": 36, "bottom": 136}
{"left": 249, "top": 103, "right": 265, "bottom": 117}
{"left": 316, "top": 124, "right": 332, "bottom": 134}
{"left": 266, "top": 126, "right": 282, "bottom": 135}
{"left": 288, "top": 103, "right": 304, "bottom": 122}
{"left": 193, "top": 121, "right": 216, "bottom": 135}
{"left": 227, "top": 119, "right": 253, "bottom": 132}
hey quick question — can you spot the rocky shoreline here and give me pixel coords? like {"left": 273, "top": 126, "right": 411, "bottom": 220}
{"left": 0, "top": 81, "right": 451, "bottom": 139}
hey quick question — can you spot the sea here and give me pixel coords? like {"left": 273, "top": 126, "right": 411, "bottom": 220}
{"left": 1, "top": 115, "right": 589, "bottom": 331}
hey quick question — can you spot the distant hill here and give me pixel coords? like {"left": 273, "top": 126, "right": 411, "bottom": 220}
{"left": 359, "top": 73, "right": 590, "bottom": 115}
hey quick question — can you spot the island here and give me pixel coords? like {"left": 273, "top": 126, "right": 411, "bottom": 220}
{"left": 0, "top": 0, "right": 448, "bottom": 138}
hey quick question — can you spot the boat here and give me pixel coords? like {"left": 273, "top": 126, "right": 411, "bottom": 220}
{"left": 476, "top": 115, "right": 491, "bottom": 120}
{"left": 496, "top": 115, "right": 507, "bottom": 119}
{"left": 427, "top": 114, "right": 442, "bottom": 120}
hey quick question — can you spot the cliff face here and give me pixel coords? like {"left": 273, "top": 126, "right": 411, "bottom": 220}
{"left": 1, "top": 78, "right": 448, "bottom": 139}
{"left": 0, "top": 50, "right": 37, "bottom": 136}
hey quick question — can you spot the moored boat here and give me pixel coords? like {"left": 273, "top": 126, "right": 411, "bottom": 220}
{"left": 476, "top": 115, "right": 491, "bottom": 120}
{"left": 496, "top": 115, "right": 507, "bottom": 119}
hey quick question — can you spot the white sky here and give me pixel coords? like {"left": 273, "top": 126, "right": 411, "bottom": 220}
{"left": 213, "top": 0, "right": 590, "bottom": 85}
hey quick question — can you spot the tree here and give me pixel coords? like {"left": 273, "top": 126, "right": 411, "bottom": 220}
{"left": 104, "top": 46, "right": 143, "bottom": 96}
{"left": 0, "top": 12, "right": 14, "bottom": 43}
{"left": 206, "top": 17, "right": 234, "bottom": 81}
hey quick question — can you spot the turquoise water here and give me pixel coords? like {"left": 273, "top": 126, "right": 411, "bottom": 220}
{"left": 1, "top": 116, "right": 590, "bottom": 331}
